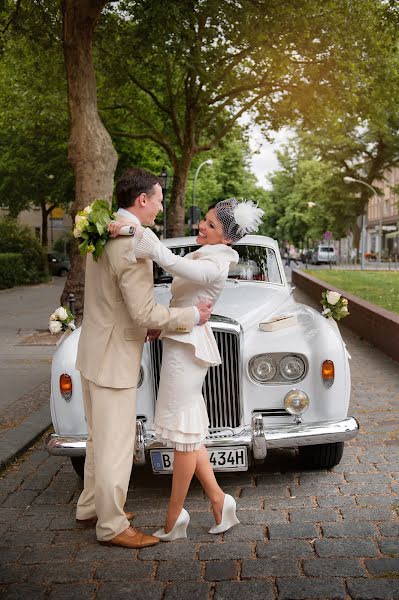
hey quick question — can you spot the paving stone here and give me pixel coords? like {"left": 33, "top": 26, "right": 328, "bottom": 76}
{"left": 1, "top": 531, "right": 55, "bottom": 546}
{"left": 0, "top": 479, "right": 21, "bottom": 494}
{"left": 223, "top": 524, "right": 264, "bottom": 541}
{"left": 204, "top": 560, "right": 238, "bottom": 581}
{"left": 365, "top": 557, "right": 399, "bottom": 575}
{"left": 316, "top": 495, "right": 356, "bottom": 508}
{"left": 341, "top": 507, "right": 395, "bottom": 521}
{"left": 256, "top": 473, "right": 296, "bottom": 485}
{"left": 378, "top": 522, "right": 399, "bottom": 537}
{"left": 267, "top": 520, "right": 319, "bottom": 541}
{"left": 28, "top": 562, "right": 94, "bottom": 583}
{"left": 198, "top": 542, "right": 251, "bottom": 560}
{"left": 289, "top": 483, "right": 340, "bottom": 497}
{"left": 0, "top": 508, "right": 22, "bottom": 523}
{"left": 237, "top": 509, "right": 288, "bottom": 525}
{"left": 242, "top": 558, "right": 300, "bottom": 577}
{"left": 20, "top": 544, "right": 77, "bottom": 564}
{"left": 0, "top": 547, "right": 24, "bottom": 563}
{"left": 214, "top": 580, "right": 274, "bottom": 600}
{"left": 277, "top": 577, "right": 346, "bottom": 599}
{"left": 139, "top": 540, "right": 197, "bottom": 561}
{"left": 289, "top": 508, "right": 339, "bottom": 523}
{"left": 9, "top": 514, "right": 54, "bottom": 532}
{"left": 355, "top": 494, "right": 399, "bottom": 507}
{"left": 315, "top": 538, "right": 378, "bottom": 557}
{"left": 378, "top": 537, "right": 399, "bottom": 555}
{"left": 263, "top": 496, "right": 314, "bottom": 509}
{"left": 321, "top": 522, "right": 376, "bottom": 537}
{"left": 76, "top": 544, "right": 137, "bottom": 561}
{"left": 164, "top": 582, "right": 210, "bottom": 600}
{"left": 303, "top": 558, "right": 366, "bottom": 576}
{"left": 95, "top": 560, "right": 153, "bottom": 581}
{"left": 241, "top": 485, "right": 289, "bottom": 498}
{"left": 0, "top": 583, "right": 48, "bottom": 599}
{"left": 344, "top": 473, "right": 392, "bottom": 484}
{"left": 2, "top": 490, "right": 40, "bottom": 508}
{"left": 0, "top": 564, "right": 32, "bottom": 583}
{"left": 156, "top": 560, "right": 201, "bottom": 581}
{"left": 97, "top": 582, "right": 164, "bottom": 600}
{"left": 32, "top": 491, "right": 74, "bottom": 505}
{"left": 339, "top": 483, "right": 391, "bottom": 494}
{"left": 256, "top": 540, "right": 314, "bottom": 558}
{"left": 347, "top": 578, "right": 399, "bottom": 599}
{"left": 48, "top": 584, "right": 97, "bottom": 600}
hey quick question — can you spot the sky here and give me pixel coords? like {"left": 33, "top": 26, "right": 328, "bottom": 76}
{"left": 248, "top": 127, "right": 292, "bottom": 190}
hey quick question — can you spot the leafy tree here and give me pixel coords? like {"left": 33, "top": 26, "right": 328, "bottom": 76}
{"left": 97, "top": 0, "right": 390, "bottom": 236}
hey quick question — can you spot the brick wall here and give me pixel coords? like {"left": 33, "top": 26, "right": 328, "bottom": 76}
{"left": 292, "top": 269, "right": 399, "bottom": 363}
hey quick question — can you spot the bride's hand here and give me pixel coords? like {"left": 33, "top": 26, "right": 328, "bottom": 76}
{"left": 108, "top": 219, "right": 132, "bottom": 238}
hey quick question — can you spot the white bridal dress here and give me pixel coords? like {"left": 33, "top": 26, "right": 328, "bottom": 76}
{"left": 135, "top": 231, "right": 238, "bottom": 451}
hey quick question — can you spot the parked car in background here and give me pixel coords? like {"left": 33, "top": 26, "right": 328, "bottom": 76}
{"left": 45, "top": 235, "right": 358, "bottom": 478}
{"left": 47, "top": 253, "right": 70, "bottom": 276}
{"left": 311, "top": 245, "right": 336, "bottom": 265}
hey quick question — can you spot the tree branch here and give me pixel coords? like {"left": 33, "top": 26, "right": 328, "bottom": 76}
{"left": 110, "top": 130, "right": 177, "bottom": 166}
{"left": 126, "top": 70, "right": 170, "bottom": 116}
{"left": 1, "top": 0, "right": 21, "bottom": 34}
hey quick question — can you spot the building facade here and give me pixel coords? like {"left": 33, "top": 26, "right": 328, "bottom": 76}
{"left": 367, "top": 167, "right": 399, "bottom": 258}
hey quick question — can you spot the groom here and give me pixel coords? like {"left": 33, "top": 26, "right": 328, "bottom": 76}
{"left": 75, "top": 167, "right": 213, "bottom": 548}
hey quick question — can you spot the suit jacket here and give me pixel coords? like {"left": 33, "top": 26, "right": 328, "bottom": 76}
{"left": 76, "top": 233, "right": 195, "bottom": 388}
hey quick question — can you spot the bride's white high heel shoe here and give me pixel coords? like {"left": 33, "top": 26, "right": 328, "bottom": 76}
{"left": 209, "top": 494, "right": 239, "bottom": 534}
{"left": 153, "top": 508, "right": 190, "bottom": 541}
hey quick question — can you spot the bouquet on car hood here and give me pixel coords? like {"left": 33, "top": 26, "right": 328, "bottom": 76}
{"left": 48, "top": 306, "right": 76, "bottom": 334}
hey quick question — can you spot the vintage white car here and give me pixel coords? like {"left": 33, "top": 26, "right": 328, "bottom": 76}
{"left": 45, "top": 235, "right": 359, "bottom": 478}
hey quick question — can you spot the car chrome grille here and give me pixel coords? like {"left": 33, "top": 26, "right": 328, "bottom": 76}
{"left": 149, "top": 330, "right": 241, "bottom": 428}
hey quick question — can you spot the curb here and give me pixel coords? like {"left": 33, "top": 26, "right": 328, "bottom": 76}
{"left": 292, "top": 269, "right": 399, "bottom": 363}
{"left": 0, "top": 404, "right": 51, "bottom": 471}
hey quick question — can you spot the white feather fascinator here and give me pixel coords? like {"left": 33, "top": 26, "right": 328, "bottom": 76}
{"left": 215, "top": 198, "right": 264, "bottom": 242}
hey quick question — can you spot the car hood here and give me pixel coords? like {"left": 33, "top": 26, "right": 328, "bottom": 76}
{"left": 212, "top": 282, "right": 294, "bottom": 331}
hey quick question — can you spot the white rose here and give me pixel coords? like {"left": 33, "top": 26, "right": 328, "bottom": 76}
{"left": 68, "top": 321, "right": 76, "bottom": 330}
{"left": 73, "top": 227, "right": 81, "bottom": 238}
{"left": 322, "top": 308, "right": 332, "bottom": 316}
{"left": 83, "top": 205, "right": 92, "bottom": 214}
{"left": 342, "top": 298, "right": 348, "bottom": 305}
{"left": 49, "top": 320, "right": 63, "bottom": 334}
{"left": 326, "top": 291, "right": 341, "bottom": 305}
{"left": 341, "top": 306, "right": 349, "bottom": 314}
{"left": 75, "top": 215, "right": 88, "bottom": 232}
{"left": 55, "top": 307, "right": 68, "bottom": 321}
{"left": 49, "top": 313, "right": 57, "bottom": 321}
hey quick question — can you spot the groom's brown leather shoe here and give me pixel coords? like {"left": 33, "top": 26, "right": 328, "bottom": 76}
{"left": 76, "top": 511, "right": 134, "bottom": 527}
{"left": 99, "top": 526, "right": 159, "bottom": 548}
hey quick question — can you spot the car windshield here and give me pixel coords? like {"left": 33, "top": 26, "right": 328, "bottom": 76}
{"left": 319, "top": 247, "right": 334, "bottom": 253}
{"left": 154, "top": 244, "right": 282, "bottom": 284}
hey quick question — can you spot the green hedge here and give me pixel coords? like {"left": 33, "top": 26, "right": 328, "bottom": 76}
{"left": 0, "top": 253, "right": 27, "bottom": 289}
{"left": 0, "top": 217, "right": 48, "bottom": 287}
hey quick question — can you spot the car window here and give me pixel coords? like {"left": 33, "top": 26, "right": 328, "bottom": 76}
{"left": 319, "top": 246, "right": 334, "bottom": 252}
{"left": 154, "top": 244, "right": 282, "bottom": 284}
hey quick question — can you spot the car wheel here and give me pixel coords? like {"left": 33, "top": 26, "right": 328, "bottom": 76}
{"left": 298, "top": 442, "right": 344, "bottom": 469}
{"left": 71, "top": 456, "right": 85, "bottom": 479}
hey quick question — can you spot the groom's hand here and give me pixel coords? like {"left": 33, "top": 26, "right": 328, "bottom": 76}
{"left": 196, "top": 300, "right": 213, "bottom": 325}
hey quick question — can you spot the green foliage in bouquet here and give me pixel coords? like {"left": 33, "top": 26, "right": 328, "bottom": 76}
{"left": 321, "top": 290, "right": 350, "bottom": 321}
{"left": 73, "top": 200, "right": 115, "bottom": 261}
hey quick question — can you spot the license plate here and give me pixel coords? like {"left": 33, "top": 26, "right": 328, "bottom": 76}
{"left": 150, "top": 446, "right": 248, "bottom": 473}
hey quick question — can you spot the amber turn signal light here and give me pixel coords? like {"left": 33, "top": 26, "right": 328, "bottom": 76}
{"left": 322, "top": 360, "right": 334, "bottom": 388}
{"left": 60, "top": 373, "right": 72, "bottom": 401}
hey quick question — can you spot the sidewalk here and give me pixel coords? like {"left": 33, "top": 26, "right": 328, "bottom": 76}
{"left": 0, "top": 277, "right": 65, "bottom": 469}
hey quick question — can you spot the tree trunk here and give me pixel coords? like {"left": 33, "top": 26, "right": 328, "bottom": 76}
{"left": 167, "top": 155, "right": 193, "bottom": 237}
{"left": 60, "top": 0, "right": 118, "bottom": 314}
{"left": 40, "top": 199, "right": 49, "bottom": 248}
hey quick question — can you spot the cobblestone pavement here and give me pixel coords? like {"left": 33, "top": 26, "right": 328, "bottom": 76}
{"left": 1, "top": 302, "right": 399, "bottom": 599}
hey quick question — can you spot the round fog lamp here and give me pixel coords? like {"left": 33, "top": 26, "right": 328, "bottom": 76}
{"left": 249, "top": 355, "right": 277, "bottom": 382}
{"left": 284, "top": 389, "right": 309, "bottom": 415}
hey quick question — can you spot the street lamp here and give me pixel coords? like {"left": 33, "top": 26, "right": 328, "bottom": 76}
{"left": 344, "top": 176, "right": 381, "bottom": 267}
{"left": 158, "top": 167, "right": 170, "bottom": 239}
{"left": 191, "top": 159, "right": 213, "bottom": 231}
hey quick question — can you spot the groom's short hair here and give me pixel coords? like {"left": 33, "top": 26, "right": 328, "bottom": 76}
{"left": 116, "top": 167, "right": 161, "bottom": 209}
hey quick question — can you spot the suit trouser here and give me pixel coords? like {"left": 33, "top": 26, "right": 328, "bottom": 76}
{"left": 76, "top": 375, "right": 137, "bottom": 541}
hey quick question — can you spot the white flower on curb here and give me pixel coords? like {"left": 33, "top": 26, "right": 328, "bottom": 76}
{"left": 326, "top": 291, "right": 341, "bottom": 305}
{"left": 55, "top": 306, "right": 68, "bottom": 321}
{"left": 68, "top": 322, "right": 76, "bottom": 330}
{"left": 49, "top": 320, "right": 63, "bottom": 334}
{"left": 322, "top": 308, "right": 332, "bottom": 316}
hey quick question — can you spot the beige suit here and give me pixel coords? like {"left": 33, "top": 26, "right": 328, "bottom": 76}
{"left": 75, "top": 231, "right": 195, "bottom": 541}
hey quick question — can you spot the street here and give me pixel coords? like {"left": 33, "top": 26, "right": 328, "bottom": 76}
{"left": 0, "top": 286, "right": 398, "bottom": 599}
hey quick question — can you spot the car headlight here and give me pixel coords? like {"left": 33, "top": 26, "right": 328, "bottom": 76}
{"left": 279, "top": 355, "right": 306, "bottom": 382}
{"left": 284, "top": 389, "right": 309, "bottom": 415}
{"left": 249, "top": 354, "right": 277, "bottom": 382}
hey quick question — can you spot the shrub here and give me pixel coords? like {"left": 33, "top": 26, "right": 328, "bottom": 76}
{"left": 0, "top": 217, "right": 49, "bottom": 285}
{"left": 0, "top": 253, "right": 26, "bottom": 289}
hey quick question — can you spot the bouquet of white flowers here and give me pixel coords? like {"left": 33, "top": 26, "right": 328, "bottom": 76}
{"left": 49, "top": 306, "right": 76, "bottom": 335}
{"left": 73, "top": 199, "right": 135, "bottom": 261}
{"left": 321, "top": 290, "right": 349, "bottom": 321}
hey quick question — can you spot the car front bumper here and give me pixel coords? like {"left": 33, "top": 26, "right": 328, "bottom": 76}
{"left": 45, "top": 415, "right": 359, "bottom": 464}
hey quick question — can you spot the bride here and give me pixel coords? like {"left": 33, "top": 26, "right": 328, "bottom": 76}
{"left": 111, "top": 198, "right": 263, "bottom": 540}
